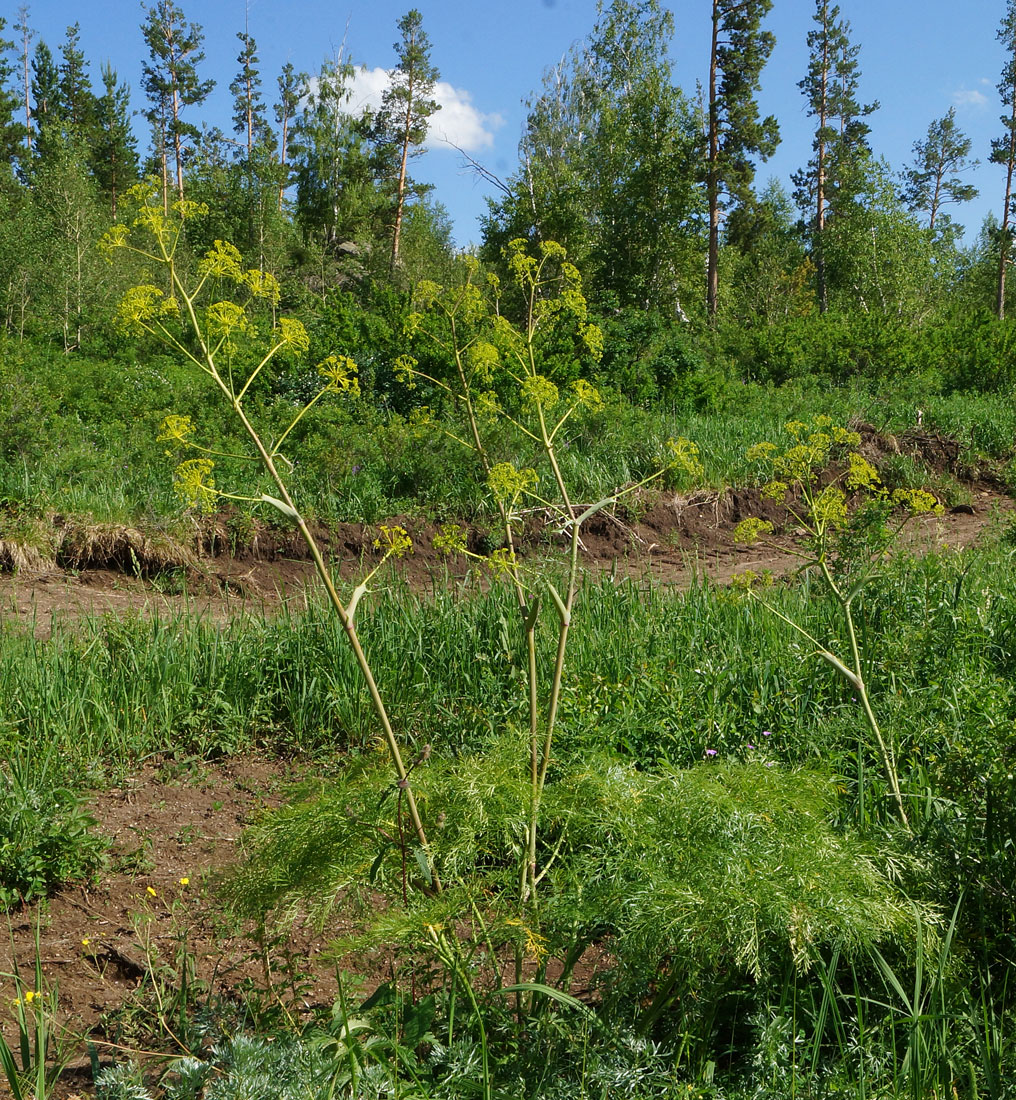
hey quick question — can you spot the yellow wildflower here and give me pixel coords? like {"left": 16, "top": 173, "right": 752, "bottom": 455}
{"left": 373, "top": 525, "right": 412, "bottom": 557}
{"left": 277, "top": 317, "right": 309, "bottom": 355}
{"left": 734, "top": 517, "right": 775, "bottom": 545}
{"left": 172, "top": 459, "right": 217, "bottom": 513}
{"left": 572, "top": 378, "right": 605, "bottom": 411}
{"left": 667, "top": 437, "right": 705, "bottom": 480}
{"left": 521, "top": 373, "right": 559, "bottom": 410}
{"left": 157, "top": 414, "right": 195, "bottom": 445}
{"left": 433, "top": 524, "right": 468, "bottom": 555}
{"left": 317, "top": 355, "right": 359, "bottom": 395}
{"left": 199, "top": 239, "right": 244, "bottom": 282}
{"left": 488, "top": 462, "right": 538, "bottom": 502}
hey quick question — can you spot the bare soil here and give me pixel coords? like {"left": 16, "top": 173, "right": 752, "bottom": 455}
{"left": 1, "top": 757, "right": 355, "bottom": 1097}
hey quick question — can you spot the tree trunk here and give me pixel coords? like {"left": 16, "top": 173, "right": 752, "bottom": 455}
{"left": 172, "top": 83, "right": 184, "bottom": 200}
{"left": 997, "top": 91, "right": 1016, "bottom": 320}
{"left": 390, "top": 74, "right": 415, "bottom": 273}
{"left": 706, "top": 0, "right": 721, "bottom": 319}
{"left": 816, "top": 6, "right": 829, "bottom": 314}
{"left": 277, "top": 109, "right": 290, "bottom": 212}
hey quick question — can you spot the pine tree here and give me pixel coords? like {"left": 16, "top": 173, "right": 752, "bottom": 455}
{"left": 793, "top": 0, "right": 877, "bottom": 312}
{"left": 140, "top": 0, "right": 215, "bottom": 205}
{"left": 14, "top": 6, "right": 34, "bottom": 160}
{"left": 903, "top": 108, "right": 977, "bottom": 238}
{"left": 0, "top": 18, "right": 26, "bottom": 183}
{"left": 91, "top": 63, "right": 139, "bottom": 219}
{"left": 274, "top": 61, "right": 303, "bottom": 211}
{"left": 992, "top": 1, "right": 1016, "bottom": 319}
{"left": 58, "top": 22, "right": 95, "bottom": 135}
{"left": 372, "top": 9, "right": 440, "bottom": 271}
{"left": 30, "top": 39, "right": 59, "bottom": 145}
{"left": 230, "top": 27, "right": 269, "bottom": 159}
{"left": 706, "top": 0, "right": 779, "bottom": 318}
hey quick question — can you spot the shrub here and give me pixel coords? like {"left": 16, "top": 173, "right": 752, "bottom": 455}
{"left": 0, "top": 754, "right": 107, "bottom": 907}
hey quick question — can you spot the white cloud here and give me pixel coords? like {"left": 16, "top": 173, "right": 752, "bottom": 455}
{"left": 427, "top": 82, "right": 504, "bottom": 151}
{"left": 345, "top": 66, "right": 503, "bottom": 152}
{"left": 953, "top": 86, "right": 989, "bottom": 109}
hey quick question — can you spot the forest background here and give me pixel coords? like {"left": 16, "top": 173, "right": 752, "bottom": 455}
{"left": 4, "top": 0, "right": 1016, "bottom": 398}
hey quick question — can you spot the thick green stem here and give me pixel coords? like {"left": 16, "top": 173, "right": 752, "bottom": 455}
{"left": 525, "top": 395, "right": 582, "bottom": 906}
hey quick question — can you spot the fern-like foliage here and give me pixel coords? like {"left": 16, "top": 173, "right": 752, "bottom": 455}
{"left": 225, "top": 744, "right": 929, "bottom": 1006}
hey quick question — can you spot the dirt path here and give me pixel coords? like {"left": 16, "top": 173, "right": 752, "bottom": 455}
{"left": 1, "top": 757, "right": 356, "bottom": 1097}
{"left": 1, "top": 484, "right": 1011, "bottom": 636}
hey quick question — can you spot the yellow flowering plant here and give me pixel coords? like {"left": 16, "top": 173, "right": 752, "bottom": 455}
{"left": 102, "top": 179, "right": 438, "bottom": 889}
{"left": 399, "top": 238, "right": 703, "bottom": 974}
{"left": 0, "top": 921, "right": 63, "bottom": 1100}
{"left": 735, "top": 416, "right": 945, "bottom": 829}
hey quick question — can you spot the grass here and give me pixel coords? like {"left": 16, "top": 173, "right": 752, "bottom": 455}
{"left": 3, "top": 539, "right": 1015, "bottom": 805}
{"left": 4, "top": 339, "right": 1016, "bottom": 532}
{"left": 1, "top": 538, "right": 1013, "bottom": 1095}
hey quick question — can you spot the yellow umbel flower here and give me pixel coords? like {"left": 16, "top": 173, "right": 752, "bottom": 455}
{"left": 173, "top": 459, "right": 217, "bottom": 513}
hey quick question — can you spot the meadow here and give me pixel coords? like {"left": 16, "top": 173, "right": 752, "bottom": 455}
{"left": 3, "top": 215, "right": 1016, "bottom": 1099}
{"left": 2, "top": 371, "right": 1016, "bottom": 1098}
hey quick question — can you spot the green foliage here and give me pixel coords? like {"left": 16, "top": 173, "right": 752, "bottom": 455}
{"left": 902, "top": 107, "right": 979, "bottom": 238}
{"left": 0, "top": 752, "right": 106, "bottom": 907}
{"left": 372, "top": 8, "right": 440, "bottom": 271}
{"left": 594, "top": 307, "right": 712, "bottom": 406}
{"left": 482, "top": 0, "right": 703, "bottom": 318}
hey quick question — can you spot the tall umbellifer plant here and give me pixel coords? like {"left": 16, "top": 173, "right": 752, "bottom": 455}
{"left": 397, "top": 239, "right": 702, "bottom": 906}
{"left": 99, "top": 180, "right": 441, "bottom": 888}
{"left": 733, "top": 416, "right": 943, "bottom": 829}
{"left": 102, "top": 193, "right": 696, "bottom": 916}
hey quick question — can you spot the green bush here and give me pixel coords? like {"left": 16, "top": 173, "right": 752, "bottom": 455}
{"left": 0, "top": 753, "right": 107, "bottom": 907}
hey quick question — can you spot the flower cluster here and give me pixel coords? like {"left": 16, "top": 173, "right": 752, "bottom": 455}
{"left": 172, "top": 458, "right": 217, "bottom": 514}
{"left": 116, "top": 285, "right": 179, "bottom": 335}
{"left": 521, "top": 373, "right": 559, "bottom": 411}
{"left": 667, "top": 437, "right": 705, "bottom": 481}
{"left": 373, "top": 525, "right": 413, "bottom": 558}
{"left": 433, "top": 523, "right": 469, "bottom": 555}
{"left": 157, "top": 414, "right": 195, "bottom": 446}
{"left": 317, "top": 355, "right": 359, "bottom": 395}
{"left": 487, "top": 462, "right": 538, "bottom": 503}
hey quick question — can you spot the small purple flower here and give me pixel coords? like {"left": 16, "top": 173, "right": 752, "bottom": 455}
{"left": 705, "top": 748, "right": 717, "bottom": 757}
{"left": 747, "top": 743, "right": 756, "bottom": 750}
{"left": 762, "top": 730, "right": 772, "bottom": 737}
{"left": 765, "top": 761, "right": 775, "bottom": 768}
{"left": 351, "top": 464, "right": 362, "bottom": 475}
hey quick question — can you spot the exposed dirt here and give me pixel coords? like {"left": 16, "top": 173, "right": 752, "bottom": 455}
{"left": 2, "top": 488, "right": 1012, "bottom": 640}
{"left": 0, "top": 758, "right": 364, "bottom": 1097}
{"left": 2, "top": 756, "right": 607, "bottom": 1098}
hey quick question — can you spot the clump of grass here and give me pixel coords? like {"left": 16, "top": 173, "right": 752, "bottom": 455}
{"left": 55, "top": 519, "right": 194, "bottom": 575}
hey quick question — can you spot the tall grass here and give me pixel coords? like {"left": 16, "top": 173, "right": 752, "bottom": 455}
{"left": 2, "top": 539, "right": 1015, "bottom": 818}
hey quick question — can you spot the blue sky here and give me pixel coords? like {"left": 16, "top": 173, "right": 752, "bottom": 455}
{"left": 13, "top": 0, "right": 1012, "bottom": 246}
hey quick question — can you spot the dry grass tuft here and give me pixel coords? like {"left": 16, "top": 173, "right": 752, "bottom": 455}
{"left": 55, "top": 521, "right": 195, "bottom": 575}
{"left": 0, "top": 538, "right": 52, "bottom": 574}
